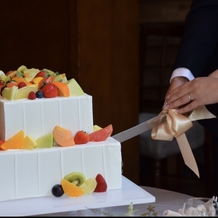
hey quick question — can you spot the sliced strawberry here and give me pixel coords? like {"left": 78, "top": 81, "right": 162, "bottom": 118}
{"left": 41, "top": 83, "right": 58, "bottom": 98}
{"left": 74, "top": 131, "right": 90, "bottom": 144}
{"left": 94, "top": 174, "right": 107, "bottom": 192}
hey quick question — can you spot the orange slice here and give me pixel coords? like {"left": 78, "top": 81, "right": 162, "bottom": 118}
{"left": 53, "top": 126, "right": 75, "bottom": 147}
{"left": 61, "top": 178, "right": 84, "bottom": 197}
{"left": 52, "top": 81, "right": 70, "bottom": 97}
{"left": 1, "top": 130, "right": 25, "bottom": 150}
{"left": 12, "top": 76, "right": 26, "bottom": 84}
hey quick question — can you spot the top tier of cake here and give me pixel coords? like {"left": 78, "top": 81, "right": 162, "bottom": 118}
{"left": 0, "top": 95, "right": 93, "bottom": 141}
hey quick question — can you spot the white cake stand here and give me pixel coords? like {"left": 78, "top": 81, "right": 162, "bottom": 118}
{"left": 0, "top": 176, "right": 155, "bottom": 216}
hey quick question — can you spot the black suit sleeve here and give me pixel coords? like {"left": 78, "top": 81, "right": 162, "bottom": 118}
{"left": 173, "top": 0, "right": 218, "bottom": 77}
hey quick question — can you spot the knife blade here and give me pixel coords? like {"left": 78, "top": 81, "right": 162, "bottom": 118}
{"left": 112, "top": 114, "right": 165, "bottom": 143}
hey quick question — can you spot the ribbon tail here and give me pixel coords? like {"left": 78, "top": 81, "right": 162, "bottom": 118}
{"left": 176, "top": 134, "right": 200, "bottom": 178}
{"left": 189, "top": 106, "right": 216, "bottom": 121}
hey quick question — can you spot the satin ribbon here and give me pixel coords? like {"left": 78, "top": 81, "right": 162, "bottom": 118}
{"left": 151, "top": 106, "right": 216, "bottom": 178}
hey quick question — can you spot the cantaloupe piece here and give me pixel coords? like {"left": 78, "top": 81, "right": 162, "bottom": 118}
{"left": 61, "top": 179, "right": 84, "bottom": 197}
{"left": 1, "top": 130, "right": 25, "bottom": 150}
{"left": 53, "top": 126, "right": 75, "bottom": 147}
{"left": 22, "top": 135, "right": 37, "bottom": 150}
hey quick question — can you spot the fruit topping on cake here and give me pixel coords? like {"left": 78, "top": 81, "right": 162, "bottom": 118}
{"left": 64, "top": 172, "right": 86, "bottom": 186}
{"left": 0, "top": 123, "right": 113, "bottom": 151}
{"left": 41, "top": 83, "right": 58, "bottom": 98}
{"left": 36, "top": 133, "right": 54, "bottom": 148}
{"left": 51, "top": 184, "right": 64, "bottom": 197}
{"left": 51, "top": 172, "right": 106, "bottom": 198}
{"left": 89, "top": 124, "right": 113, "bottom": 142}
{"left": 0, "top": 65, "right": 85, "bottom": 100}
{"left": 79, "top": 177, "right": 97, "bottom": 195}
{"left": 22, "top": 135, "right": 37, "bottom": 150}
{"left": 28, "top": 91, "right": 36, "bottom": 100}
{"left": 61, "top": 179, "right": 84, "bottom": 197}
{"left": 53, "top": 126, "right": 75, "bottom": 147}
{"left": 94, "top": 174, "right": 108, "bottom": 192}
{"left": 74, "top": 131, "right": 90, "bottom": 144}
{"left": 1, "top": 130, "right": 24, "bottom": 150}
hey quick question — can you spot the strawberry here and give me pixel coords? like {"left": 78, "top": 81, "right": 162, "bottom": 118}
{"left": 35, "top": 70, "right": 48, "bottom": 78}
{"left": 28, "top": 91, "right": 36, "bottom": 100}
{"left": 74, "top": 131, "right": 90, "bottom": 144}
{"left": 18, "top": 82, "right": 26, "bottom": 89}
{"left": 94, "top": 174, "right": 107, "bottom": 192}
{"left": 41, "top": 83, "right": 58, "bottom": 98}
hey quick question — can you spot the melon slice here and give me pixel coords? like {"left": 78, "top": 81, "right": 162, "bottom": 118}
{"left": 67, "top": 78, "right": 85, "bottom": 96}
{"left": 2, "top": 86, "right": 18, "bottom": 100}
{"left": 79, "top": 177, "right": 97, "bottom": 195}
{"left": 36, "top": 133, "right": 53, "bottom": 148}
{"left": 14, "top": 85, "right": 38, "bottom": 100}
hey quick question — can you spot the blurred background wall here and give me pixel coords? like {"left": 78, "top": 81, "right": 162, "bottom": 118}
{"left": 0, "top": 0, "right": 140, "bottom": 184}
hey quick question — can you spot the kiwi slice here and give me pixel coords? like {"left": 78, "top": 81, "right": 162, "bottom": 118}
{"left": 64, "top": 172, "right": 86, "bottom": 186}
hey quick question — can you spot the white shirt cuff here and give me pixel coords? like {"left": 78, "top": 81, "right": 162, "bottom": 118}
{"left": 170, "top": 68, "right": 195, "bottom": 83}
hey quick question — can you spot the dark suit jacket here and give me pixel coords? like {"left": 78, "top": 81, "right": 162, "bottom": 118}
{"left": 172, "top": 0, "right": 218, "bottom": 136}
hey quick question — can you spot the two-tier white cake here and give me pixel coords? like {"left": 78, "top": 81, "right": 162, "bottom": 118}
{"left": 0, "top": 95, "right": 122, "bottom": 202}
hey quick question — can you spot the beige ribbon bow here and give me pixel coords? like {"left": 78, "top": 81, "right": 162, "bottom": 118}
{"left": 151, "top": 106, "right": 216, "bottom": 177}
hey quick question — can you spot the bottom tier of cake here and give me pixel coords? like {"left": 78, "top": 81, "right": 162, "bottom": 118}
{"left": 0, "top": 137, "right": 122, "bottom": 202}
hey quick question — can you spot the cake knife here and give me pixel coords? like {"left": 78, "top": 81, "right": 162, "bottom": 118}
{"left": 112, "top": 114, "right": 165, "bottom": 143}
